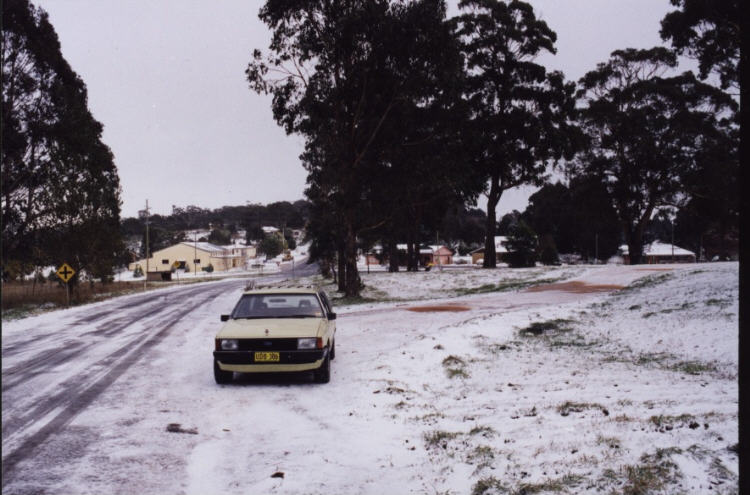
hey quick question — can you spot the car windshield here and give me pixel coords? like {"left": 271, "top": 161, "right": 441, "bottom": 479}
{"left": 231, "top": 293, "right": 324, "bottom": 319}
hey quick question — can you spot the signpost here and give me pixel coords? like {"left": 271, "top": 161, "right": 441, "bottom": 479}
{"left": 56, "top": 263, "right": 76, "bottom": 307}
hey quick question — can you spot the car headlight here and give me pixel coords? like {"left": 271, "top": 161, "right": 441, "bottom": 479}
{"left": 297, "top": 337, "right": 317, "bottom": 350}
{"left": 220, "top": 339, "right": 239, "bottom": 351}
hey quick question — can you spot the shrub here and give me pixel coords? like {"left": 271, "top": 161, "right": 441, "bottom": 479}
{"left": 132, "top": 265, "right": 144, "bottom": 278}
{"left": 539, "top": 234, "right": 559, "bottom": 265}
{"left": 505, "top": 220, "right": 538, "bottom": 267}
{"left": 259, "top": 233, "right": 285, "bottom": 258}
{"left": 203, "top": 263, "right": 214, "bottom": 273}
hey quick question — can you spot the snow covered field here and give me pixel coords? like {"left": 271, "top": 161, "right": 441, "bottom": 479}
{"left": 1, "top": 263, "right": 738, "bottom": 494}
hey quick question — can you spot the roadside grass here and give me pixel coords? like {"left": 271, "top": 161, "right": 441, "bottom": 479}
{"left": 472, "top": 474, "right": 583, "bottom": 495}
{"left": 599, "top": 448, "right": 683, "bottom": 495}
{"left": 519, "top": 318, "right": 575, "bottom": 336}
{"left": 424, "top": 430, "right": 460, "bottom": 449}
{"left": 330, "top": 294, "right": 398, "bottom": 306}
{"left": 705, "top": 297, "right": 733, "bottom": 309}
{"left": 620, "top": 273, "right": 674, "bottom": 293}
{"left": 442, "top": 355, "right": 470, "bottom": 379}
{"left": 456, "top": 277, "right": 563, "bottom": 296}
{"left": 468, "top": 425, "right": 495, "bottom": 437}
{"left": 466, "top": 445, "right": 495, "bottom": 470}
{"left": 557, "top": 401, "right": 610, "bottom": 417}
{"left": 2, "top": 280, "right": 151, "bottom": 320}
{"left": 2, "top": 270, "right": 291, "bottom": 321}
{"left": 596, "top": 435, "right": 622, "bottom": 450}
{"left": 603, "top": 351, "right": 719, "bottom": 377}
{"left": 649, "top": 413, "right": 698, "bottom": 429}
{"left": 548, "top": 334, "right": 599, "bottom": 349}
{"left": 471, "top": 476, "right": 508, "bottom": 495}
{"left": 670, "top": 360, "right": 717, "bottom": 375}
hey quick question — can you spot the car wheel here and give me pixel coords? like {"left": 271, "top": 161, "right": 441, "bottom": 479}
{"left": 314, "top": 352, "right": 331, "bottom": 384}
{"left": 330, "top": 339, "right": 336, "bottom": 360}
{"left": 214, "top": 359, "right": 233, "bottom": 384}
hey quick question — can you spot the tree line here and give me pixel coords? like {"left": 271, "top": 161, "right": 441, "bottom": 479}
{"left": 2, "top": 0, "right": 122, "bottom": 283}
{"left": 120, "top": 200, "right": 310, "bottom": 260}
{"left": 248, "top": 0, "right": 739, "bottom": 297}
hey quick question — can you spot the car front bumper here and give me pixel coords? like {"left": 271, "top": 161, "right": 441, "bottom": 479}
{"left": 213, "top": 349, "right": 328, "bottom": 373}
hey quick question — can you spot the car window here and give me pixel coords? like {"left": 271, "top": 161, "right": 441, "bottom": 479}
{"left": 231, "top": 293, "right": 324, "bottom": 319}
{"left": 318, "top": 291, "right": 333, "bottom": 315}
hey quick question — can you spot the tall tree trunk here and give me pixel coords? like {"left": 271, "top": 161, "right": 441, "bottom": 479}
{"left": 627, "top": 236, "right": 644, "bottom": 265}
{"left": 483, "top": 176, "right": 501, "bottom": 268}
{"left": 337, "top": 244, "right": 346, "bottom": 293}
{"left": 406, "top": 242, "right": 414, "bottom": 271}
{"left": 343, "top": 222, "right": 360, "bottom": 297}
{"left": 388, "top": 237, "right": 399, "bottom": 272}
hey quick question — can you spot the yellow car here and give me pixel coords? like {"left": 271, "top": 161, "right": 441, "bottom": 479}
{"left": 213, "top": 287, "right": 336, "bottom": 384}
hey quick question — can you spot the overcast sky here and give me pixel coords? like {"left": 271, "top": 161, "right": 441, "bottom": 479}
{"left": 35, "top": 0, "right": 683, "bottom": 219}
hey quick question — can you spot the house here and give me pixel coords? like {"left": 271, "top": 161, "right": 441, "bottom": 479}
{"left": 619, "top": 241, "right": 696, "bottom": 264}
{"left": 366, "top": 244, "right": 453, "bottom": 267}
{"left": 419, "top": 245, "right": 454, "bottom": 266}
{"left": 128, "top": 241, "right": 256, "bottom": 279}
{"left": 470, "top": 236, "right": 509, "bottom": 264}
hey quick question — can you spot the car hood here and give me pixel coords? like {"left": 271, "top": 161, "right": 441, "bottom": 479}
{"left": 216, "top": 318, "right": 326, "bottom": 339}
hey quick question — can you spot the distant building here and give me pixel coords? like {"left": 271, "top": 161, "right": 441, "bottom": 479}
{"left": 470, "top": 236, "right": 509, "bottom": 265}
{"left": 420, "top": 245, "right": 454, "bottom": 266}
{"left": 128, "top": 241, "right": 257, "bottom": 280}
{"left": 619, "top": 241, "right": 695, "bottom": 264}
{"left": 365, "top": 244, "right": 453, "bottom": 267}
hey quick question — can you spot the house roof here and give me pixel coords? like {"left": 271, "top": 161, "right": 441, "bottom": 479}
{"left": 619, "top": 241, "right": 695, "bottom": 257}
{"left": 470, "top": 237, "right": 509, "bottom": 254}
{"left": 428, "top": 245, "right": 453, "bottom": 253}
{"left": 180, "top": 242, "right": 227, "bottom": 253}
{"left": 494, "top": 236, "right": 509, "bottom": 253}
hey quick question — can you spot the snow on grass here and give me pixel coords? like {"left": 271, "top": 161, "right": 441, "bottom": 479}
{"left": 312, "top": 265, "right": 588, "bottom": 315}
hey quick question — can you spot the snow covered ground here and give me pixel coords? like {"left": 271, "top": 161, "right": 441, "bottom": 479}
{"left": 1, "top": 262, "right": 738, "bottom": 494}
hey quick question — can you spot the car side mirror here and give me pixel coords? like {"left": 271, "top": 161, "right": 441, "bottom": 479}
{"left": 220, "top": 314, "right": 230, "bottom": 322}
{"left": 327, "top": 312, "right": 337, "bottom": 321}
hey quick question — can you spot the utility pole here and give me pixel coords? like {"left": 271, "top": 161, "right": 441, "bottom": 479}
{"left": 139, "top": 200, "right": 151, "bottom": 289}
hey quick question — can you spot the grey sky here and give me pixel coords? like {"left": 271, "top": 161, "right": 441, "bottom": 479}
{"left": 35, "top": 0, "right": 682, "bottom": 219}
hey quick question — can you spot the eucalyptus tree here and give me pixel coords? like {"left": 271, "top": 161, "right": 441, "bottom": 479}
{"left": 660, "top": 0, "right": 741, "bottom": 92}
{"left": 248, "top": 0, "right": 468, "bottom": 295}
{"left": 455, "top": 0, "right": 579, "bottom": 268}
{"left": 2, "top": 0, "right": 122, "bottom": 280}
{"left": 573, "top": 48, "right": 737, "bottom": 264}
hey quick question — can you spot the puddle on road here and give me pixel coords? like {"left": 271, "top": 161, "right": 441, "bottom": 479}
{"left": 526, "top": 281, "right": 623, "bottom": 293}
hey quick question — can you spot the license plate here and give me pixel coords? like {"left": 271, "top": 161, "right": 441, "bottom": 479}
{"left": 254, "top": 352, "right": 280, "bottom": 362}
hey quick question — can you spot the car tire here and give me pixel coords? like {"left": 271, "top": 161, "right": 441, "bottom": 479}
{"left": 214, "top": 359, "right": 233, "bottom": 384}
{"left": 330, "top": 339, "right": 336, "bottom": 360}
{"left": 314, "top": 352, "right": 331, "bottom": 384}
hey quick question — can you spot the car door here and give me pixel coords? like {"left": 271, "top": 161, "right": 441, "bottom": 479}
{"left": 318, "top": 291, "right": 336, "bottom": 345}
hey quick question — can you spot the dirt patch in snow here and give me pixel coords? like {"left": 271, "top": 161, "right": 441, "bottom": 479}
{"left": 406, "top": 305, "right": 471, "bottom": 312}
{"left": 526, "top": 281, "right": 623, "bottom": 293}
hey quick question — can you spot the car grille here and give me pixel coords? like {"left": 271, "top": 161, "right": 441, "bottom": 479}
{"left": 237, "top": 338, "right": 299, "bottom": 351}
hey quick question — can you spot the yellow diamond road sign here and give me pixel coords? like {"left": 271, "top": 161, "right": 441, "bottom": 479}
{"left": 56, "top": 263, "right": 76, "bottom": 283}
